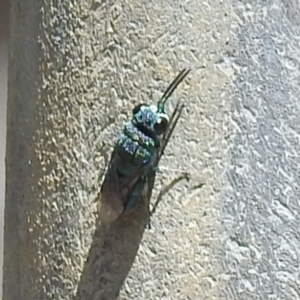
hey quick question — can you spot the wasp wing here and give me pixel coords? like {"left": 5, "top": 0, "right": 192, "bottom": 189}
{"left": 98, "top": 149, "right": 152, "bottom": 223}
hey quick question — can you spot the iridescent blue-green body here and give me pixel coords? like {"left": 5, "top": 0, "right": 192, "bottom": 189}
{"left": 99, "top": 69, "right": 191, "bottom": 223}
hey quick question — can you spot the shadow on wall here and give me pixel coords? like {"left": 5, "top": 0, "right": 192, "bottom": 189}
{"left": 0, "top": 0, "right": 9, "bottom": 298}
{"left": 75, "top": 168, "right": 158, "bottom": 299}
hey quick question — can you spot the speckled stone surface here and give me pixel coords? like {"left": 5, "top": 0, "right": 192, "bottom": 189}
{"left": 3, "top": 0, "right": 300, "bottom": 299}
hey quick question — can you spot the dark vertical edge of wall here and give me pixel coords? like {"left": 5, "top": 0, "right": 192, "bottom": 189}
{"left": 0, "top": 0, "right": 9, "bottom": 298}
{"left": 3, "top": 1, "right": 40, "bottom": 299}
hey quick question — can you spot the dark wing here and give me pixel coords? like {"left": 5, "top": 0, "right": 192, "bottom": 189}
{"left": 98, "top": 149, "right": 152, "bottom": 223}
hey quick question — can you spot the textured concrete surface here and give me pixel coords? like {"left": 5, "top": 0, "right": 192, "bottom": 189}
{"left": 221, "top": 1, "right": 300, "bottom": 299}
{"left": 3, "top": 0, "right": 300, "bottom": 300}
{"left": 0, "top": 0, "right": 8, "bottom": 298}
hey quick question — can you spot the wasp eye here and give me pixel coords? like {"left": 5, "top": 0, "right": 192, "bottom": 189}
{"left": 132, "top": 104, "right": 147, "bottom": 115}
{"left": 154, "top": 117, "right": 169, "bottom": 135}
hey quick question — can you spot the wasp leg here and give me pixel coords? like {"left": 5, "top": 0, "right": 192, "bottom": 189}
{"left": 140, "top": 180, "right": 152, "bottom": 229}
{"left": 150, "top": 100, "right": 190, "bottom": 217}
{"left": 151, "top": 166, "right": 162, "bottom": 173}
{"left": 150, "top": 172, "right": 190, "bottom": 217}
{"left": 124, "top": 175, "right": 147, "bottom": 211}
{"left": 157, "top": 100, "right": 185, "bottom": 165}
{"left": 146, "top": 215, "right": 152, "bottom": 230}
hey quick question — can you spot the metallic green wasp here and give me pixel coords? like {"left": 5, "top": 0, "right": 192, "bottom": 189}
{"left": 99, "top": 69, "right": 191, "bottom": 223}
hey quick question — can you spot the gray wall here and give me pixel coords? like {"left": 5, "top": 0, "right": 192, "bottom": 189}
{"left": 0, "top": 0, "right": 8, "bottom": 298}
{"left": 2, "top": 1, "right": 300, "bottom": 299}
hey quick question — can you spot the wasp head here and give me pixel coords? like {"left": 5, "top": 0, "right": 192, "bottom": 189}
{"left": 132, "top": 68, "right": 191, "bottom": 137}
{"left": 132, "top": 103, "right": 169, "bottom": 136}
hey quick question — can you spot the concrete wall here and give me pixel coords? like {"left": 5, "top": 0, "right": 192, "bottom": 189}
{"left": 2, "top": 0, "right": 300, "bottom": 299}
{"left": 0, "top": 0, "right": 8, "bottom": 298}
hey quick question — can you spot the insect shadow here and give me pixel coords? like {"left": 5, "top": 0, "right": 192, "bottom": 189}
{"left": 75, "top": 69, "right": 191, "bottom": 300}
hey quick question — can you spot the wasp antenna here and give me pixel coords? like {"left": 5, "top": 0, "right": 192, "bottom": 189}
{"left": 159, "top": 68, "right": 191, "bottom": 106}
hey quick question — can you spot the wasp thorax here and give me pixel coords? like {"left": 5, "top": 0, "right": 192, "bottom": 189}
{"left": 132, "top": 103, "right": 169, "bottom": 135}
